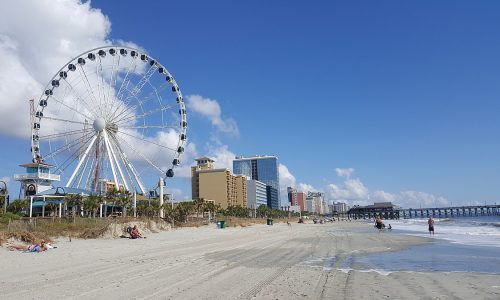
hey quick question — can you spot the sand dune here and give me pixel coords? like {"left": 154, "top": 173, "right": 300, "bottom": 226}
{"left": 1, "top": 222, "right": 499, "bottom": 299}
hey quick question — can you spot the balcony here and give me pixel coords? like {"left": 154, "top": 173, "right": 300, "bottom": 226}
{"left": 14, "top": 172, "right": 61, "bottom": 181}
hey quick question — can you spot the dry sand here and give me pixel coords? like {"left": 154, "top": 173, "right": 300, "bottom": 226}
{"left": 1, "top": 221, "right": 499, "bottom": 300}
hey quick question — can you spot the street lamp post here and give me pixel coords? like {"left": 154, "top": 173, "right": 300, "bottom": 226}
{"left": 0, "top": 180, "right": 7, "bottom": 214}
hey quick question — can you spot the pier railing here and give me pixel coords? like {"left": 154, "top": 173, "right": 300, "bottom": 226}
{"left": 398, "top": 205, "right": 500, "bottom": 219}
{"left": 347, "top": 205, "right": 500, "bottom": 219}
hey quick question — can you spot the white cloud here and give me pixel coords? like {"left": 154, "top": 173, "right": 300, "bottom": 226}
{"left": 371, "top": 190, "right": 396, "bottom": 203}
{"left": 209, "top": 145, "right": 236, "bottom": 170}
{"left": 325, "top": 178, "right": 370, "bottom": 205}
{"left": 0, "top": 0, "right": 113, "bottom": 137}
{"left": 186, "top": 95, "right": 239, "bottom": 136}
{"left": 395, "top": 191, "right": 449, "bottom": 208}
{"left": 278, "top": 163, "right": 318, "bottom": 205}
{"left": 335, "top": 168, "right": 354, "bottom": 178}
{"left": 325, "top": 167, "right": 450, "bottom": 208}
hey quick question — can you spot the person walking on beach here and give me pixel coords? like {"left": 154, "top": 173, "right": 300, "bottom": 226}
{"left": 374, "top": 216, "right": 384, "bottom": 231}
{"left": 428, "top": 216, "right": 435, "bottom": 235}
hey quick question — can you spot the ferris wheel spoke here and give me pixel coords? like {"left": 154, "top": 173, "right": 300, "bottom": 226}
{"left": 50, "top": 94, "right": 94, "bottom": 121}
{"left": 114, "top": 104, "right": 175, "bottom": 126}
{"left": 42, "top": 116, "right": 88, "bottom": 126}
{"left": 116, "top": 129, "right": 177, "bottom": 152}
{"left": 114, "top": 134, "right": 164, "bottom": 174}
{"left": 78, "top": 66, "right": 104, "bottom": 117}
{"left": 110, "top": 82, "right": 172, "bottom": 125}
{"left": 110, "top": 63, "right": 159, "bottom": 122}
{"left": 38, "top": 128, "right": 88, "bottom": 140}
{"left": 60, "top": 78, "right": 100, "bottom": 118}
{"left": 120, "top": 125, "right": 179, "bottom": 130}
{"left": 105, "top": 52, "right": 121, "bottom": 120}
{"left": 44, "top": 131, "right": 94, "bottom": 161}
{"left": 95, "top": 57, "right": 106, "bottom": 118}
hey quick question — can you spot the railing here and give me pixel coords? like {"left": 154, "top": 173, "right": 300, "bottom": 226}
{"left": 14, "top": 173, "right": 61, "bottom": 181}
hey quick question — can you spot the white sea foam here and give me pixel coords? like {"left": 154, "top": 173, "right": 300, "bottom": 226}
{"left": 337, "top": 268, "right": 392, "bottom": 275}
{"left": 388, "top": 217, "right": 500, "bottom": 248}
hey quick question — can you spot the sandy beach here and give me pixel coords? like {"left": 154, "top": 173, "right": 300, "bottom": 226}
{"left": 1, "top": 221, "right": 499, "bottom": 300}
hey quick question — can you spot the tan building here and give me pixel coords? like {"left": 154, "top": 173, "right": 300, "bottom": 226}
{"left": 192, "top": 157, "right": 247, "bottom": 209}
{"left": 191, "top": 157, "right": 215, "bottom": 200}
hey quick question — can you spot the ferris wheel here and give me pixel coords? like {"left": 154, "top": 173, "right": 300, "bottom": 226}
{"left": 31, "top": 46, "right": 187, "bottom": 195}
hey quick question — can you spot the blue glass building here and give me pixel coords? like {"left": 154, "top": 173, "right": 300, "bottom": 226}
{"left": 233, "top": 156, "right": 281, "bottom": 210}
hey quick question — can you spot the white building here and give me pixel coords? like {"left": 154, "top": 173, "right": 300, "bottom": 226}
{"left": 333, "top": 202, "right": 349, "bottom": 213}
{"left": 247, "top": 179, "right": 267, "bottom": 209}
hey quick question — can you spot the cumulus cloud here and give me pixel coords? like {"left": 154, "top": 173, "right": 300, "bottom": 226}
{"left": 325, "top": 167, "right": 450, "bottom": 208}
{"left": 0, "top": 0, "right": 114, "bottom": 137}
{"left": 325, "top": 178, "right": 370, "bottom": 205}
{"left": 395, "top": 191, "right": 449, "bottom": 208}
{"left": 335, "top": 168, "right": 354, "bottom": 178}
{"left": 186, "top": 95, "right": 239, "bottom": 136}
{"left": 278, "top": 163, "right": 318, "bottom": 204}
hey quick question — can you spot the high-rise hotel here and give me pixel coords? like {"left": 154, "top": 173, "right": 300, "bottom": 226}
{"left": 191, "top": 157, "right": 247, "bottom": 209}
{"left": 233, "top": 155, "right": 280, "bottom": 210}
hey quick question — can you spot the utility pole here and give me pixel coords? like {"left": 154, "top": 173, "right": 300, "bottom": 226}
{"left": 0, "top": 180, "right": 7, "bottom": 214}
{"left": 159, "top": 177, "right": 164, "bottom": 218}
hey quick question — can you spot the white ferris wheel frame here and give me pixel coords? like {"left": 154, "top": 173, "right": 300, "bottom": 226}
{"left": 31, "top": 46, "right": 188, "bottom": 195}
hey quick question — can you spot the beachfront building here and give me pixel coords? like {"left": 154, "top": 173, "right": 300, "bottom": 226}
{"left": 287, "top": 187, "right": 306, "bottom": 212}
{"left": 247, "top": 180, "right": 267, "bottom": 210}
{"left": 233, "top": 155, "right": 281, "bottom": 209}
{"left": 305, "top": 192, "right": 325, "bottom": 214}
{"left": 333, "top": 202, "right": 349, "bottom": 214}
{"left": 14, "top": 162, "right": 60, "bottom": 198}
{"left": 191, "top": 157, "right": 215, "bottom": 200}
{"left": 192, "top": 157, "right": 247, "bottom": 209}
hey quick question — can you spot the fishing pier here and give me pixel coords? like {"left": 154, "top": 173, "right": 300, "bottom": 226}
{"left": 347, "top": 202, "right": 500, "bottom": 219}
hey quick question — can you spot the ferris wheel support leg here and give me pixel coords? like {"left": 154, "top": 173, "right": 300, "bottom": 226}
{"left": 133, "top": 191, "right": 137, "bottom": 218}
{"left": 29, "top": 196, "right": 33, "bottom": 218}
{"left": 159, "top": 177, "right": 164, "bottom": 218}
{"left": 106, "top": 134, "right": 129, "bottom": 191}
{"left": 67, "top": 135, "right": 98, "bottom": 188}
{"left": 102, "top": 131, "right": 120, "bottom": 191}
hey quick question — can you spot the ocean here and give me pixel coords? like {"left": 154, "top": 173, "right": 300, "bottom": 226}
{"left": 345, "top": 216, "right": 500, "bottom": 274}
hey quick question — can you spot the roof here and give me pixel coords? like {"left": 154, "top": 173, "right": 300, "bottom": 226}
{"left": 19, "top": 162, "right": 54, "bottom": 168}
{"left": 35, "top": 187, "right": 94, "bottom": 196}
{"left": 195, "top": 157, "right": 214, "bottom": 162}
{"left": 234, "top": 155, "right": 277, "bottom": 160}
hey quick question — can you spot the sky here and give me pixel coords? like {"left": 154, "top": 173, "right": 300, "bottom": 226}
{"left": 1, "top": 0, "right": 500, "bottom": 208}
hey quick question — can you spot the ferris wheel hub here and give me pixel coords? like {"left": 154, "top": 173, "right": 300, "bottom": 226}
{"left": 93, "top": 118, "right": 105, "bottom": 132}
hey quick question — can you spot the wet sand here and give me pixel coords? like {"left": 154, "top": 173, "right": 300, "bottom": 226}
{"left": 1, "top": 221, "right": 499, "bottom": 299}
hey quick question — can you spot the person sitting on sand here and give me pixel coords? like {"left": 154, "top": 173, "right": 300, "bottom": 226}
{"left": 8, "top": 240, "right": 48, "bottom": 252}
{"left": 130, "top": 225, "right": 143, "bottom": 239}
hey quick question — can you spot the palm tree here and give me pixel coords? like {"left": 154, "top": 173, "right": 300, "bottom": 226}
{"left": 83, "top": 196, "right": 100, "bottom": 218}
{"left": 115, "top": 191, "right": 132, "bottom": 217}
{"left": 7, "top": 199, "right": 29, "bottom": 215}
{"left": 257, "top": 204, "right": 268, "bottom": 218}
{"left": 193, "top": 198, "right": 206, "bottom": 219}
{"left": 65, "top": 194, "right": 83, "bottom": 219}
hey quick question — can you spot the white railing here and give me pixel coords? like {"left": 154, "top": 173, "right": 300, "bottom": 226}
{"left": 14, "top": 173, "right": 61, "bottom": 181}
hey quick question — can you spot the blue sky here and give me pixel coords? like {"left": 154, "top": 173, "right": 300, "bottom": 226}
{"left": 1, "top": 1, "right": 500, "bottom": 208}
